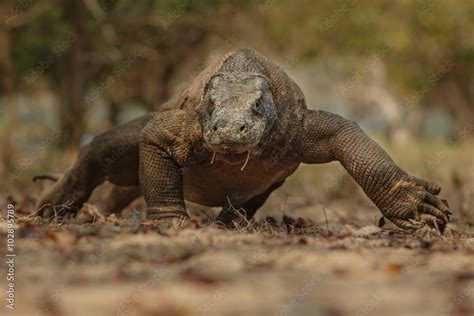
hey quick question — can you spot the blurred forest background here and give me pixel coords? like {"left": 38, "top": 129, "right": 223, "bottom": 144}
{"left": 0, "top": 3, "right": 473, "bottom": 315}
{"left": 0, "top": 0, "right": 472, "bottom": 216}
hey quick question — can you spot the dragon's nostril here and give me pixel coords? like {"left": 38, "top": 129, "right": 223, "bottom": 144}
{"left": 213, "top": 125, "right": 218, "bottom": 132}
{"left": 240, "top": 124, "right": 247, "bottom": 132}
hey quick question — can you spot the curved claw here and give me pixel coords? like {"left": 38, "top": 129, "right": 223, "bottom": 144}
{"left": 419, "top": 214, "right": 444, "bottom": 225}
{"left": 389, "top": 209, "right": 449, "bottom": 232}
{"left": 418, "top": 214, "right": 447, "bottom": 232}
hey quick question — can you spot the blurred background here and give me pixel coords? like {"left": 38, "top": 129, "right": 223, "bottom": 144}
{"left": 0, "top": 0, "right": 472, "bottom": 226}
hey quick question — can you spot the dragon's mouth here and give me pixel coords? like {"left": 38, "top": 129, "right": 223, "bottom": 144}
{"left": 209, "top": 150, "right": 252, "bottom": 171}
{"left": 204, "top": 135, "right": 261, "bottom": 171}
{"left": 207, "top": 141, "right": 257, "bottom": 153}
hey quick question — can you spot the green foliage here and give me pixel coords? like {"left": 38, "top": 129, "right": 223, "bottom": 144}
{"left": 12, "top": 6, "right": 67, "bottom": 78}
{"left": 256, "top": 0, "right": 472, "bottom": 93}
{"left": 8, "top": 0, "right": 473, "bottom": 105}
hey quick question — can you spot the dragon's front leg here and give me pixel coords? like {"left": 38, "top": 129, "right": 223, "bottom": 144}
{"left": 293, "top": 109, "right": 451, "bottom": 231}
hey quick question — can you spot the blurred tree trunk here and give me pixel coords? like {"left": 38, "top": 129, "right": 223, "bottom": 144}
{"left": 431, "top": 77, "right": 474, "bottom": 139}
{"left": 59, "top": 0, "right": 85, "bottom": 149}
{"left": 155, "top": 64, "right": 173, "bottom": 110}
{"left": 107, "top": 101, "right": 119, "bottom": 127}
{"left": 452, "top": 76, "right": 474, "bottom": 137}
{"left": 0, "top": 0, "right": 16, "bottom": 175}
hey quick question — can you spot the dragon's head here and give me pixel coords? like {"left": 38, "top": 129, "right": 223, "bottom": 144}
{"left": 202, "top": 72, "right": 277, "bottom": 164}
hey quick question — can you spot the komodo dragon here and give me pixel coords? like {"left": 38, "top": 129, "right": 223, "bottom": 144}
{"left": 36, "top": 48, "right": 451, "bottom": 230}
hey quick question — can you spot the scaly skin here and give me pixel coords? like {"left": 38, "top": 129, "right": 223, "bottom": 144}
{"left": 291, "top": 110, "right": 450, "bottom": 230}
{"left": 36, "top": 48, "right": 451, "bottom": 230}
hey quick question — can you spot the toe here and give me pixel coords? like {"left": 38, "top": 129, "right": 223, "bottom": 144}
{"left": 424, "top": 193, "right": 451, "bottom": 216}
{"left": 390, "top": 217, "right": 422, "bottom": 231}
{"left": 418, "top": 203, "right": 449, "bottom": 222}
{"left": 410, "top": 176, "right": 441, "bottom": 195}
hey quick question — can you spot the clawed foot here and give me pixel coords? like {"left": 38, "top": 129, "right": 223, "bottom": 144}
{"left": 35, "top": 188, "right": 81, "bottom": 220}
{"left": 34, "top": 173, "right": 84, "bottom": 220}
{"left": 36, "top": 201, "right": 80, "bottom": 220}
{"left": 383, "top": 175, "right": 452, "bottom": 232}
{"left": 145, "top": 206, "right": 189, "bottom": 229}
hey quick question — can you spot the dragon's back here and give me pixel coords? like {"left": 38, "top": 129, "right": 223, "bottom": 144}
{"left": 160, "top": 48, "right": 306, "bottom": 115}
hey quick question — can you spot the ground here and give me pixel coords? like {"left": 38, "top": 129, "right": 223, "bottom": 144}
{"left": 0, "top": 138, "right": 473, "bottom": 316}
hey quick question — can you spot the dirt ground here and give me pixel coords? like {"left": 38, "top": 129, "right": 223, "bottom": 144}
{"left": 1, "top": 139, "right": 473, "bottom": 316}
{"left": 1, "top": 218, "right": 473, "bottom": 316}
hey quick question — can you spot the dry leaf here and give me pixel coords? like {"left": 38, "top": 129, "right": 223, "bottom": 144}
{"left": 384, "top": 262, "right": 403, "bottom": 277}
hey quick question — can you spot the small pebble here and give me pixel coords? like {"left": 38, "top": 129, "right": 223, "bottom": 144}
{"left": 354, "top": 225, "right": 382, "bottom": 237}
